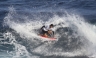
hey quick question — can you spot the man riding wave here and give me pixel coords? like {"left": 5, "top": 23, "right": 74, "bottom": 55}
{"left": 40, "top": 24, "right": 54, "bottom": 38}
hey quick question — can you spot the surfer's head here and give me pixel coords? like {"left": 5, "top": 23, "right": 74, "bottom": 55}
{"left": 50, "top": 24, "right": 54, "bottom": 28}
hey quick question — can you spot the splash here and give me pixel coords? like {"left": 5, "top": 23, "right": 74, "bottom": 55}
{"left": 2, "top": 31, "right": 39, "bottom": 58}
{"left": 3, "top": 7, "right": 96, "bottom": 58}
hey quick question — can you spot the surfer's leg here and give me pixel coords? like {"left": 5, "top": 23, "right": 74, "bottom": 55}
{"left": 42, "top": 31, "right": 48, "bottom": 37}
{"left": 44, "top": 33, "right": 48, "bottom": 37}
{"left": 47, "top": 30, "right": 53, "bottom": 37}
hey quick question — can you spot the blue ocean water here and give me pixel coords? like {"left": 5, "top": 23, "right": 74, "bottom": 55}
{"left": 0, "top": 0, "right": 96, "bottom": 58}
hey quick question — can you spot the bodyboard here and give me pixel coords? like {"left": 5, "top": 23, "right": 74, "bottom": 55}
{"left": 39, "top": 35, "right": 56, "bottom": 41}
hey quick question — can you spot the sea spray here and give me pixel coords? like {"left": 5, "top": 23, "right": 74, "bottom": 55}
{"left": 3, "top": 7, "right": 96, "bottom": 58}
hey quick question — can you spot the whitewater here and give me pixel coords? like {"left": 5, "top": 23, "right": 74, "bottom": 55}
{"left": 0, "top": 0, "right": 96, "bottom": 58}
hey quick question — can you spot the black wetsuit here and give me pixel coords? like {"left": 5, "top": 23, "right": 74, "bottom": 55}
{"left": 40, "top": 26, "right": 48, "bottom": 34}
{"left": 40, "top": 26, "right": 54, "bottom": 37}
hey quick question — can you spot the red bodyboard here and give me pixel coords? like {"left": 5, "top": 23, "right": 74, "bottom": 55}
{"left": 39, "top": 35, "right": 56, "bottom": 41}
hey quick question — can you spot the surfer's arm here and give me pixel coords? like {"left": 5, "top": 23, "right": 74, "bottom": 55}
{"left": 42, "top": 27, "right": 48, "bottom": 31}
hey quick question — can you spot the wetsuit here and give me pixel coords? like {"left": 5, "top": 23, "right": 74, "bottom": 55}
{"left": 41, "top": 25, "right": 54, "bottom": 37}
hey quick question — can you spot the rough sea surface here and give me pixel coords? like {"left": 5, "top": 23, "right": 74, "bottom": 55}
{"left": 0, "top": 0, "right": 96, "bottom": 58}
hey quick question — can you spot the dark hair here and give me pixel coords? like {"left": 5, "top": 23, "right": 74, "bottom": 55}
{"left": 50, "top": 24, "right": 54, "bottom": 27}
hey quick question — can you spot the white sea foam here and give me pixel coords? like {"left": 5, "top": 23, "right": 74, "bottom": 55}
{"left": 3, "top": 7, "right": 96, "bottom": 58}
